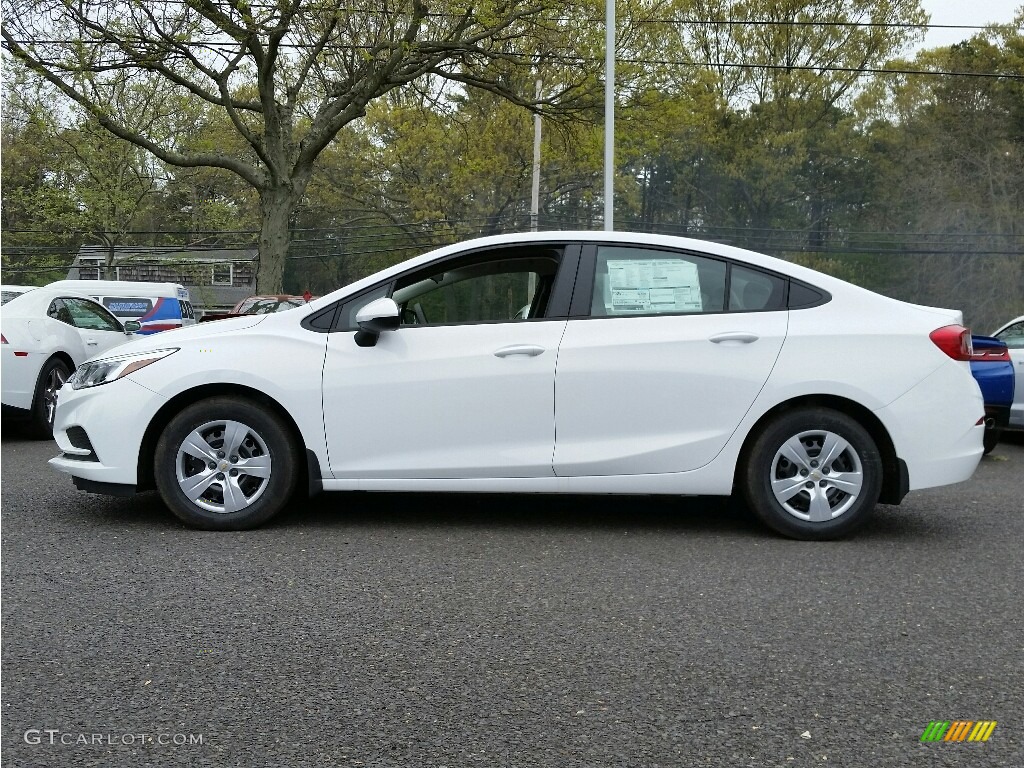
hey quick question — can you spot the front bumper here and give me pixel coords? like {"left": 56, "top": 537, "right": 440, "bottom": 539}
{"left": 49, "top": 378, "right": 168, "bottom": 486}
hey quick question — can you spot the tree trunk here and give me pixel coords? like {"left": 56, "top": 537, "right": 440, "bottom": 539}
{"left": 256, "top": 187, "right": 297, "bottom": 294}
{"left": 104, "top": 238, "right": 116, "bottom": 280}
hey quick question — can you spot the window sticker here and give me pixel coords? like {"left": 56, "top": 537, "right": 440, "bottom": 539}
{"left": 606, "top": 259, "right": 702, "bottom": 314}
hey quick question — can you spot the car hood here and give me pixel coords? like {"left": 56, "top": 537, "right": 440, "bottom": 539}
{"left": 85, "top": 314, "right": 270, "bottom": 360}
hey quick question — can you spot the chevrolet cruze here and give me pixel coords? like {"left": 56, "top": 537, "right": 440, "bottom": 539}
{"left": 49, "top": 232, "right": 985, "bottom": 539}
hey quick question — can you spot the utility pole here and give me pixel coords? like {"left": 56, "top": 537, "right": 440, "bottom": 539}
{"left": 531, "top": 77, "right": 542, "bottom": 232}
{"left": 603, "top": 0, "right": 615, "bottom": 231}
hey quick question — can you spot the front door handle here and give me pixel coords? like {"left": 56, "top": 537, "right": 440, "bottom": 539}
{"left": 494, "top": 344, "right": 545, "bottom": 358}
{"left": 709, "top": 332, "right": 759, "bottom": 345}
{"left": 85, "top": 339, "right": 99, "bottom": 346}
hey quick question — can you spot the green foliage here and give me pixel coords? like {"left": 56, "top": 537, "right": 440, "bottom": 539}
{"left": 2, "top": 1, "right": 1020, "bottom": 329}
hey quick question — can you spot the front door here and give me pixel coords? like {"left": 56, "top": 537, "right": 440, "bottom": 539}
{"left": 322, "top": 245, "right": 573, "bottom": 479}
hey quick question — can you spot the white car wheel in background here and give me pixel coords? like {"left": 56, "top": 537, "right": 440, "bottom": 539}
{"left": 741, "top": 408, "right": 882, "bottom": 540}
{"left": 154, "top": 397, "right": 298, "bottom": 530}
{"left": 28, "top": 357, "right": 72, "bottom": 439}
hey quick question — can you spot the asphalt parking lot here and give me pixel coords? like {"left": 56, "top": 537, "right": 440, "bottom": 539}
{"left": 2, "top": 431, "right": 1022, "bottom": 767}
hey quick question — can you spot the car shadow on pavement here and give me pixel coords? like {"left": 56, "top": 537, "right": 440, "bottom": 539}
{"left": 51, "top": 484, "right": 964, "bottom": 541}
{"left": 272, "top": 491, "right": 768, "bottom": 537}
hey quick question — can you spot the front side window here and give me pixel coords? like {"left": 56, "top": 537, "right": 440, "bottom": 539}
{"left": 62, "top": 297, "right": 123, "bottom": 332}
{"left": 591, "top": 246, "right": 726, "bottom": 316}
{"left": 393, "top": 249, "right": 561, "bottom": 327}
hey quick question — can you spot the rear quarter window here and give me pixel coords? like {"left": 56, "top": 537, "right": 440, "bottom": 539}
{"left": 787, "top": 282, "right": 830, "bottom": 309}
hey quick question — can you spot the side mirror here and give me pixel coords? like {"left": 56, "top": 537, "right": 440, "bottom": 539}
{"left": 355, "top": 297, "right": 400, "bottom": 333}
{"left": 354, "top": 297, "right": 400, "bottom": 347}
{"left": 123, "top": 320, "right": 142, "bottom": 334}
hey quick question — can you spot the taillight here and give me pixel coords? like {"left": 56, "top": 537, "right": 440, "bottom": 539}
{"left": 930, "top": 325, "right": 973, "bottom": 361}
{"left": 0, "top": 334, "right": 7, "bottom": 344}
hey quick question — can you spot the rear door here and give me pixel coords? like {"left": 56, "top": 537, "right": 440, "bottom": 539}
{"left": 554, "top": 244, "right": 788, "bottom": 476}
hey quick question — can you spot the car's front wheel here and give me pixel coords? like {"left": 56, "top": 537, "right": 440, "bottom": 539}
{"left": 154, "top": 397, "right": 299, "bottom": 530}
{"left": 741, "top": 408, "right": 882, "bottom": 540}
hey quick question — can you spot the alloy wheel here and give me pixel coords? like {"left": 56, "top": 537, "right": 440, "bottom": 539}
{"left": 43, "top": 366, "right": 67, "bottom": 425}
{"left": 174, "top": 419, "right": 272, "bottom": 514}
{"left": 770, "top": 429, "right": 864, "bottom": 523}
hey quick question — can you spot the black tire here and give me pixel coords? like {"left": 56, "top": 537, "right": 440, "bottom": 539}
{"left": 982, "top": 427, "right": 1002, "bottom": 455}
{"left": 154, "top": 397, "right": 299, "bottom": 530}
{"left": 741, "top": 408, "right": 882, "bottom": 540}
{"left": 27, "top": 357, "right": 72, "bottom": 439}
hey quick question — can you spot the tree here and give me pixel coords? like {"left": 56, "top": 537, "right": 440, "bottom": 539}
{"left": 2, "top": 0, "right": 591, "bottom": 292}
{"left": 854, "top": 15, "right": 1024, "bottom": 330}
{"left": 2, "top": 70, "right": 163, "bottom": 281}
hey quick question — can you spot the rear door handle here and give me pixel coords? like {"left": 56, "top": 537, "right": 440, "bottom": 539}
{"left": 85, "top": 339, "right": 99, "bottom": 346}
{"left": 494, "top": 344, "right": 545, "bottom": 358}
{"left": 709, "top": 332, "right": 759, "bottom": 345}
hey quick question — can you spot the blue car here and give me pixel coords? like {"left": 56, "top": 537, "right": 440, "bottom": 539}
{"left": 970, "top": 335, "right": 1015, "bottom": 454}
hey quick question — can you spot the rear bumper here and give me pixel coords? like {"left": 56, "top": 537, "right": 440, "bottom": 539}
{"left": 1010, "top": 403, "right": 1024, "bottom": 431}
{"left": 984, "top": 403, "right": 1011, "bottom": 432}
{"left": 875, "top": 362, "right": 984, "bottom": 492}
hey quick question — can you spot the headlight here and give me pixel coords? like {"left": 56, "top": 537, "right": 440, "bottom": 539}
{"left": 72, "top": 349, "right": 178, "bottom": 389}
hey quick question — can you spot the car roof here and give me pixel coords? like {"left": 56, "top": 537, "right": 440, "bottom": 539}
{"left": 993, "top": 315, "right": 1024, "bottom": 335}
{"left": 302, "top": 229, "right": 869, "bottom": 312}
{"left": 0, "top": 286, "right": 112, "bottom": 316}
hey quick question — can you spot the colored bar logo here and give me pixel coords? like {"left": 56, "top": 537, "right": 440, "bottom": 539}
{"left": 921, "top": 721, "right": 997, "bottom": 742}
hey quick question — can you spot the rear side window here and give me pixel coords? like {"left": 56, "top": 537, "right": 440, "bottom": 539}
{"left": 729, "top": 266, "right": 786, "bottom": 312}
{"left": 586, "top": 246, "right": 830, "bottom": 317}
{"left": 591, "top": 246, "right": 726, "bottom": 316}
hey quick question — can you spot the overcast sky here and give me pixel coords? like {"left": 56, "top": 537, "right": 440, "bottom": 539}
{"left": 918, "top": 0, "right": 1022, "bottom": 49}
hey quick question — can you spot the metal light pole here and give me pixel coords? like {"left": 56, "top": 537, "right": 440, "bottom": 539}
{"left": 603, "top": 0, "right": 615, "bottom": 231}
{"left": 531, "top": 77, "right": 542, "bottom": 232}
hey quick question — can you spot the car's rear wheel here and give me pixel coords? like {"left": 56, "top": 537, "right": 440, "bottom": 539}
{"left": 27, "top": 357, "right": 71, "bottom": 439}
{"left": 154, "top": 397, "right": 298, "bottom": 530}
{"left": 741, "top": 408, "right": 882, "bottom": 540}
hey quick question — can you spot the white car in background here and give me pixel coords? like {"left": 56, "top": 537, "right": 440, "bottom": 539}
{"left": 992, "top": 314, "right": 1024, "bottom": 431}
{"left": 1, "top": 284, "right": 39, "bottom": 306}
{"left": 49, "top": 231, "right": 985, "bottom": 539}
{"left": 2, "top": 287, "right": 139, "bottom": 437}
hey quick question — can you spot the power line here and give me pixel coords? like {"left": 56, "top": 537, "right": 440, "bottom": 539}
{"left": 9, "top": 38, "right": 1023, "bottom": 80}
{"left": 6, "top": 4, "right": 1013, "bottom": 31}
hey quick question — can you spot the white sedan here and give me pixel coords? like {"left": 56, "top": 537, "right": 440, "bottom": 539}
{"left": 1, "top": 284, "right": 38, "bottom": 305}
{"left": 49, "top": 232, "right": 985, "bottom": 539}
{"left": 992, "top": 314, "right": 1024, "bottom": 430}
{"left": 2, "top": 287, "right": 137, "bottom": 437}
